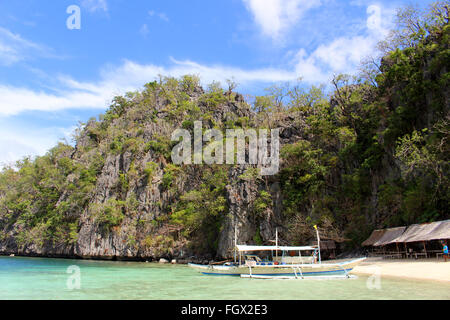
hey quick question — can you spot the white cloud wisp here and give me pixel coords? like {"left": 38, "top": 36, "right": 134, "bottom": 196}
{"left": 242, "top": 0, "right": 321, "bottom": 40}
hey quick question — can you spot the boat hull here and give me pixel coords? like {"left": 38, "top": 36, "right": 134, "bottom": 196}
{"left": 188, "top": 258, "right": 366, "bottom": 277}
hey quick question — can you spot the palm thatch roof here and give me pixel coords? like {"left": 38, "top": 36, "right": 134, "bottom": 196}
{"left": 362, "top": 229, "right": 386, "bottom": 247}
{"left": 373, "top": 227, "right": 406, "bottom": 247}
{"left": 390, "top": 220, "right": 450, "bottom": 243}
{"left": 362, "top": 220, "right": 450, "bottom": 247}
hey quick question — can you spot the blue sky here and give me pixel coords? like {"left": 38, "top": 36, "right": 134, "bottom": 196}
{"left": 0, "top": 0, "right": 433, "bottom": 166}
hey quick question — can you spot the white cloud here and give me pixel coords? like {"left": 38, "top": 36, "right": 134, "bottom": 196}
{"left": 366, "top": 4, "right": 392, "bottom": 37}
{"left": 0, "top": 124, "right": 75, "bottom": 168}
{"left": 294, "top": 4, "right": 394, "bottom": 82}
{"left": 311, "top": 36, "right": 375, "bottom": 72}
{"left": 148, "top": 10, "right": 169, "bottom": 22}
{"left": 0, "top": 42, "right": 20, "bottom": 66}
{"left": 0, "top": 26, "right": 55, "bottom": 66}
{"left": 242, "top": 0, "right": 321, "bottom": 40}
{"left": 81, "top": 0, "right": 108, "bottom": 12}
{"left": 0, "top": 85, "right": 111, "bottom": 116}
{"left": 293, "top": 49, "right": 330, "bottom": 83}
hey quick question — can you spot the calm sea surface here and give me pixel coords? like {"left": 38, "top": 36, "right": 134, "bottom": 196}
{"left": 0, "top": 256, "right": 449, "bottom": 300}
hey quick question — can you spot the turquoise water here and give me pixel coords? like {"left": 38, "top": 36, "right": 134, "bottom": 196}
{"left": 0, "top": 256, "right": 449, "bottom": 300}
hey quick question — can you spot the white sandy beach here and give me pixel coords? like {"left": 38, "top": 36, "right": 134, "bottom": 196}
{"left": 352, "top": 257, "right": 450, "bottom": 283}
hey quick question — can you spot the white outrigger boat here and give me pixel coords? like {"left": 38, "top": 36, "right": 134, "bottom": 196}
{"left": 189, "top": 228, "right": 366, "bottom": 279}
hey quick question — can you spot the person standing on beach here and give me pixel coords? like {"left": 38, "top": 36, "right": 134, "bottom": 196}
{"left": 443, "top": 242, "right": 448, "bottom": 262}
{"left": 312, "top": 249, "right": 318, "bottom": 264}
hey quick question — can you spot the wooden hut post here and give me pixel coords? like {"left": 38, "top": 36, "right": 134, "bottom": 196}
{"left": 423, "top": 241, "right": 427, "bottom": 258}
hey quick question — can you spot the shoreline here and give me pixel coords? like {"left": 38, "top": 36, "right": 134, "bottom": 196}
{"left": 3, "top": 253, "right": 450, "bottom": 284}
{"left": 351, "top": 257, "right": 450, "bottom": 284}
{"left": 0, "top": 252, "right": 212, "bottom": 265}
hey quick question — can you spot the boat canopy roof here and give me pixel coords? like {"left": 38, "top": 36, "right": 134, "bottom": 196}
{"left": 236, "top": 245, "right": 317, "bottom": 252}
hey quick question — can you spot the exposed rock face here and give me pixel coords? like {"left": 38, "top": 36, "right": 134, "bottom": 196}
{"left": 216, "top": 167, "right": 286, "bottom": 258}
{"left": 217, "top": 166, "right": 258, "bottom": 258}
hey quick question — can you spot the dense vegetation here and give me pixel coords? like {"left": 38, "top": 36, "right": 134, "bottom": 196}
{"left": 0, "top": 2, "right": 448, "bottom": 257}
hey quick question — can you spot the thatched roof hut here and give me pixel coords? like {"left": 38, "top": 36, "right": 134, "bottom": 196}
{"left": 362, "top": 229, "right": 386, "bottom": 247}
{"left": 361, "top": 220, "right": 450, "bottom": 247}
{"left": 373, "top": 227, "right": 407, "bottom": 247}
{"left": 389, "top": 220, "right": 450, "bottom": 244}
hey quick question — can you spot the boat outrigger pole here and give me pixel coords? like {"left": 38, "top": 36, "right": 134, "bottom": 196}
{"left": 275, "top": 228, "right": 278, "bottom": 260}
{"left": 314, "top": 225, "right": 321, "bottom": 264}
